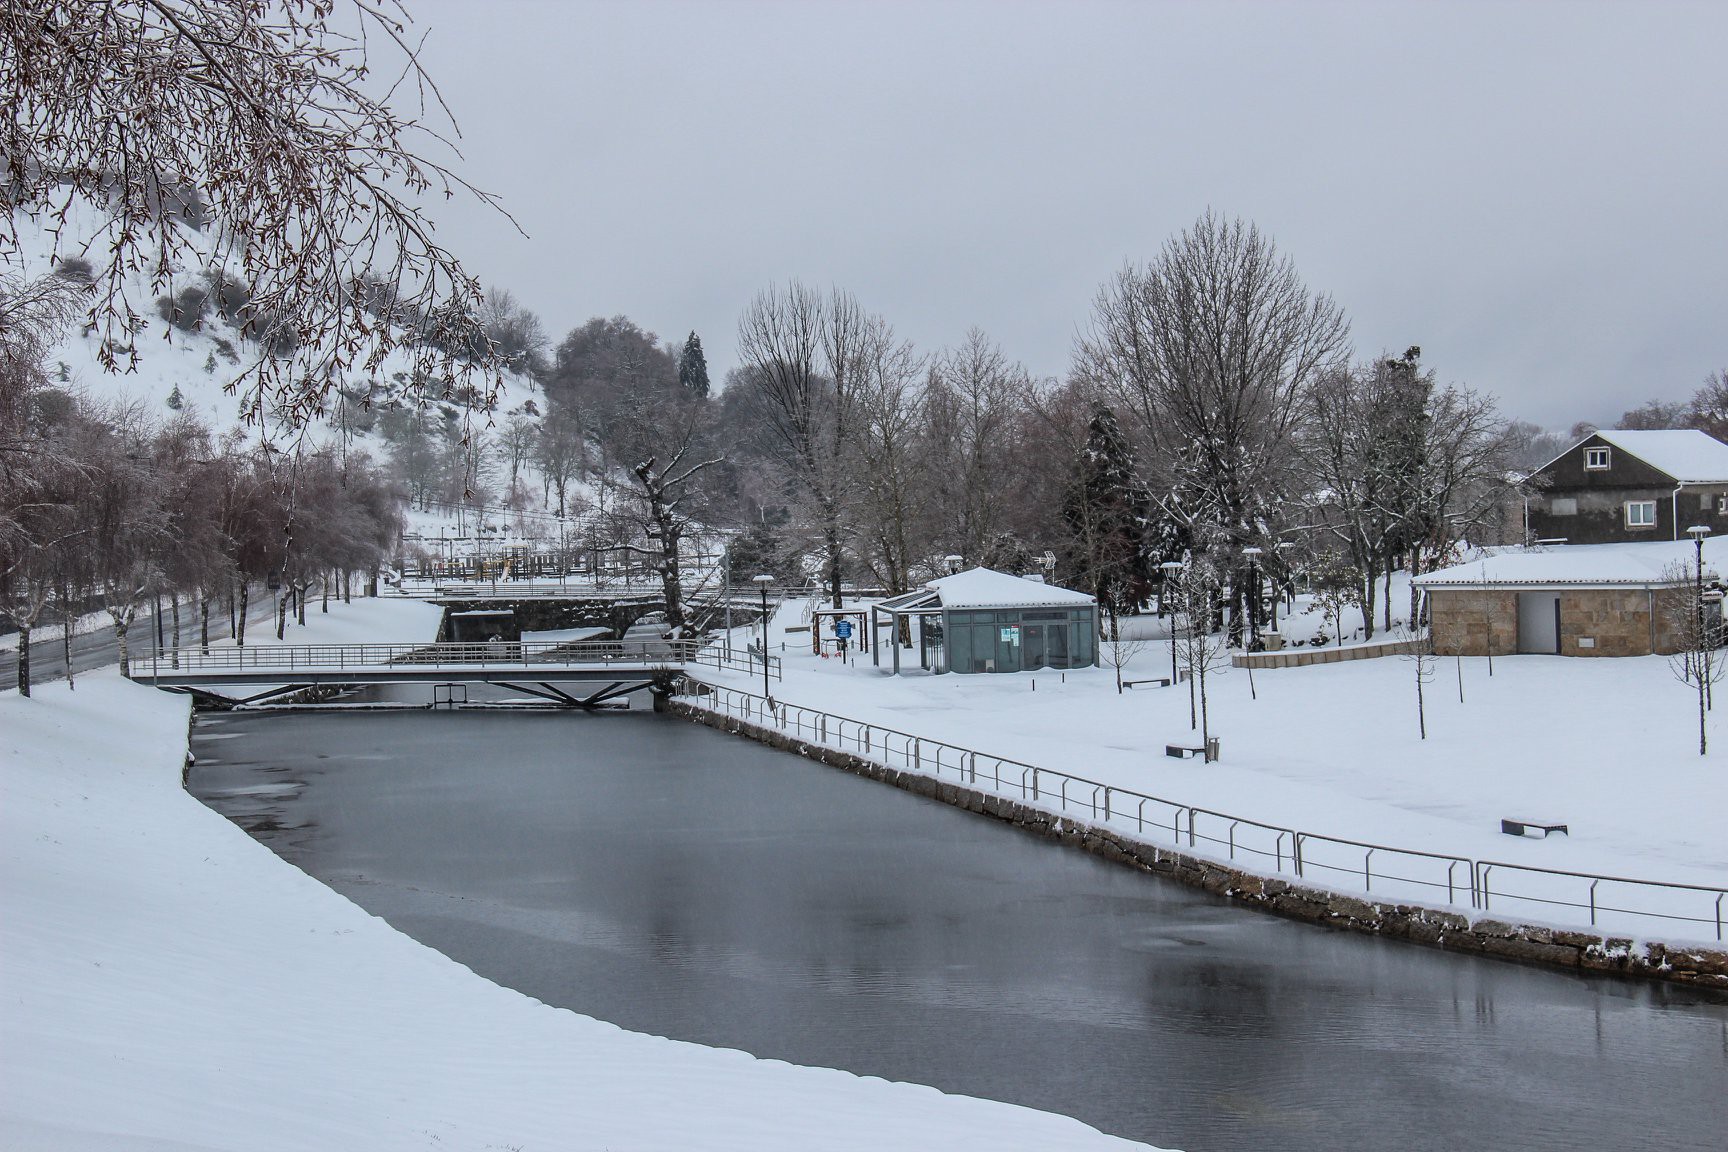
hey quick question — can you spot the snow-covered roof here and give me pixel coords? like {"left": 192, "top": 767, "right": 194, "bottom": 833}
{"left": 1415, "top": 538, "right": 1724, "bottom": 590}
{"left": 1580, "top": 429, "right": 1728, "bottom": 484}
{"left": 924, "top": 567, "right": 1095, "bottom": 609}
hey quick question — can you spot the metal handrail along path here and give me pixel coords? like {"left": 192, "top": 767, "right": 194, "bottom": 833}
{"left": 687, "top": 681, "right": 1724, "bottom": 943}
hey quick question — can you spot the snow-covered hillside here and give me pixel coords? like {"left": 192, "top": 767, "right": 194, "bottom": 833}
{"left": 10, "top": 202, "right": 538, "bottom": 450}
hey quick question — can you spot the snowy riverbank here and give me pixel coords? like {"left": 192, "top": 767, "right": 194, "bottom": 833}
{"left": 1, "top": 602, "right": 1160, "bottom": 1150}
{"left": 697, "top": 602, "right": 1728, "bottom": 930}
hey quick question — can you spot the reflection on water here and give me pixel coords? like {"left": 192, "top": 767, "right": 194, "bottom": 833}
{"left": 191, "top": 706, "right": 1728, "bottom": 1152}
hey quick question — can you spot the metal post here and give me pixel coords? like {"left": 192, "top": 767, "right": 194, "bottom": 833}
{"left": 753, "top": 574, "right": 774, "bottom": 703}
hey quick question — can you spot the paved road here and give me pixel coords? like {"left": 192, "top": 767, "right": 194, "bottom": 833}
{"left": 1, "top": 598, "right": 282, "bottom": 691}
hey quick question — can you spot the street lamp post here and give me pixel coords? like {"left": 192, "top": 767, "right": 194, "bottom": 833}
{"left": 1161, "top": 560, "right": 1185, "bottom": 684}
{"left": 1689, "top": 524, "right": 1710, "bottom": 655}
{"left": 718, "top": 536, "right": 734, "bottom": 661}
{"left": 1242, "top": 546, "right": 1263, "bottom": 649}
{"left": 753, "top": 573, "right": 775, "bottom": 702}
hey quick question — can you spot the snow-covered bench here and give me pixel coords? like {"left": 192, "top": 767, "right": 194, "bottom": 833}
{"left": 1501, "top": 818, "right": 1568, "bottom": 838}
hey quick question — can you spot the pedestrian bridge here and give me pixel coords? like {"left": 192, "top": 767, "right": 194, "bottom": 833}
{"left": 134, "top": 639, "right": 777, "bottom": 708}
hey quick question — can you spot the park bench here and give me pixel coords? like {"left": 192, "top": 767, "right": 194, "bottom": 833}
{"left": 1165, "top": 737, "right": 1220, "bottom": 762}
{"left": 1126, "top": 670, "right": 1188, "bottom": 689}
{"left": 1501, "top": 818, "right": 1568, "bottom": 838}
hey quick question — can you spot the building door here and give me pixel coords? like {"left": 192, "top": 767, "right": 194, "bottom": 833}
{"left": 1516, "top": 591, "right": 1561, "bottom": 654}
{"left": 1023, "top": 624, "right": 1048, "bottom": 671}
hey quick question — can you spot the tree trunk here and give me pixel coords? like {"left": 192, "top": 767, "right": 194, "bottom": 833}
{"left": 1359, "top": 569, "right": 1377, "bottom": 642}
{"left": 1384, "top": 554, "right": 1395, "bottom": 632}
{"left": 61, "top": 579, "right": 76, "bottom": 690}
{"left": 237, "top": 583, "right": 249, "bottom": 647}
{"left": 1416, "top": 659, "right": 1427, "bottom": 739}
{"left": 114, "top": 617, "right": 131, "bottom": 678}
{"left": 824, "top": 502, "right": 844, "bottom": 609}
{"left": 201, "top": 591, "right": 211, "bottom": 654}
{"left": 16, "top": 626, "right": 30, "bottom": 697}
{"left": 171, "top": 595, "right": 181, "bottom": 669}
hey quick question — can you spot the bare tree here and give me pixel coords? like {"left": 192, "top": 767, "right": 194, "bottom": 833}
{"left": 1168, "top": 559, "right": 1231, "bottom": 758}
{"left": 1397, "top": 624, "right": 1437, "bottom": 739}
{"left": 849, "top": 323, "right": 927, "bottom": 594}
{"left": 1663, "top": 561, "right": 1725, "bottom": 756}
{"left": 1688, "top": 369, "right": 1728, "bottom": 443}
{"left": 1078, "top": 212, "right": 1350, "bottom": 645}
{"left": 735, "top": 282, "right": 879, "bottom": 607}
{"left": 629, "top": 429, "right": 723, "bottom": 636}
{"left": 1102, "top": 635, "right": 1150, "bottom": 694}
{"left": 925, "top": 328, "right": 1029, "bottom": 563}
{"left": 0, "top": 0, "right": 511, "bottom": 426}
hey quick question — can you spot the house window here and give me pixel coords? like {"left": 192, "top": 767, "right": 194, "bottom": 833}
{"left": 1625, "top": 500, "right": 1657, "bottom": 528}
{"left": 1550, "top": 497, "right": 1578, "bottom": 516}
{"left": 1584, "top": 447, "right": 1611, "bottom": 470}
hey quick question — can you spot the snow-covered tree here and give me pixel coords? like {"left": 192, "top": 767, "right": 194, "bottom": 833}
{"left": 1062, "top": 403, "right": 1154, "bottom": 638}
{"left": 1079, "top": 211, "right": 1350, "bottom": 643}
{"left": 678, "top": 331, "right": 710, "bottom": 400}
{"left": 1, "top": 0, "right": 509, "bottom": 425}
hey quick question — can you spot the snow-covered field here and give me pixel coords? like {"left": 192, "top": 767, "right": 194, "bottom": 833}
{"left": 1, "top": 598, "right": 1157, "bottom": 1151}
{"left": 697, "top": 600, "right": 1728, "bottom": 938}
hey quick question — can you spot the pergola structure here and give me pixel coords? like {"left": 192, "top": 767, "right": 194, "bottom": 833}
{"left": 811, "top": 606, "right": 872, "bottom": 655}
{"left": 868, "top": 590, "right": 945, "bottom": 673}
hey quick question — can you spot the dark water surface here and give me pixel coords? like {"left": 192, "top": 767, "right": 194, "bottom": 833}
{"left": 190, "top": 706, "right": 1728, "bottom": 1152}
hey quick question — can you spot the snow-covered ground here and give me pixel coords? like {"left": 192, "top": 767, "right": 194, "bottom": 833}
{"left": 1, "top": 675, "right": 1156, "bottom": 1152}
{"left": 1, "top": 597, "right": 1158, "bottom": 1151}
{"left": 701, "top": 600, "right": 1728, "bottom": 940}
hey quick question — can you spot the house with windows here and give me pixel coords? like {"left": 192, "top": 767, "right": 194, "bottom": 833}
{"left": 1415, "top": 538, "right": 1722, "bottom": 657}
{"left": 869, "top": 567, "right": 1099, "bottom": 674}
{"left": 1525, "top": 428, "right": 1728, "bottom": 545}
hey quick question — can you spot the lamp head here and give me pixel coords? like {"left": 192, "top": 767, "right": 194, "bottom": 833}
{"left": 1688, "top": 525, "right": 1711, "bottom": 541}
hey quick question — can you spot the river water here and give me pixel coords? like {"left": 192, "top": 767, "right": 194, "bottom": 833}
{"left": 189, "top": 705, "right": 1728, "bottom": 1152}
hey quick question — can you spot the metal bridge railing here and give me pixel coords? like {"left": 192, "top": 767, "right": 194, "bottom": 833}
{"left": 687, "top": 681, "right": 1723, "bottom": 943}
{"left": 141, "top": 640, "right": 780, "bottom": 681}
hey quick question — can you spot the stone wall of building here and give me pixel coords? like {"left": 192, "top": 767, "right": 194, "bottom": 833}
{"left": 1428, "top": 589, "right": 1517, "bottom": 656}
{"left": 1559, "top": 589, "right": 1658, "bottom": 656}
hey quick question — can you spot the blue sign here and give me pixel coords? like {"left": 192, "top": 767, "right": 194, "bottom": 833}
{"left": 834, "top": 620, "right": 853, "bottom": 638}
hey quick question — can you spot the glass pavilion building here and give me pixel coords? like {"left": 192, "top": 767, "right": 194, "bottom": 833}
{"left": 868, "top": 567, "right": 1099, "bottom": 674}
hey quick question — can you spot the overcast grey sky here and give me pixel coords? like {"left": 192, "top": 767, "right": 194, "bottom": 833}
{"left": 408, "top": 0, "right": 1725, "bottom": 429}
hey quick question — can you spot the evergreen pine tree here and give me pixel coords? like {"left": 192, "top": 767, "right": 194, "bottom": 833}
{"left": 1062, "top": 403, "right": 1155, "bottom": 633}
{"left": 166, "top": 384, "right": 184, "bottom": 410}
{"left": 677, "top": 331, "right": 710, "bottom": 399}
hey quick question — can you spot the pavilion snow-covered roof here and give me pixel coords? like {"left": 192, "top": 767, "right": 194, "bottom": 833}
{"left": 923, "top": 567, "right": 1096, "bottom": 609}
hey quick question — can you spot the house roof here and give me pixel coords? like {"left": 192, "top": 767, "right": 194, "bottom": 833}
{"left": 924, "top": 567, "right": 1095, "bottom": 609}
{"left": 1414, "top": 538, "right": 1724, "bottom": 590}
{"left": 1545, "top": 429, "right": 1728, "bottom": 484}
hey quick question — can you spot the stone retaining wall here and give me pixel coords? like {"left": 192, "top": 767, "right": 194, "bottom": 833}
{"left": 673, "top": 699, "right": 1728, "bottom": 990}
{"left": 1232, "top": 637, "right": 1430, "bottom": 670}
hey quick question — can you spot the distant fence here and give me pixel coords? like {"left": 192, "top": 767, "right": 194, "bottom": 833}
{"left": 685, "top": 681, "right": 1724, "bottom": 944}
